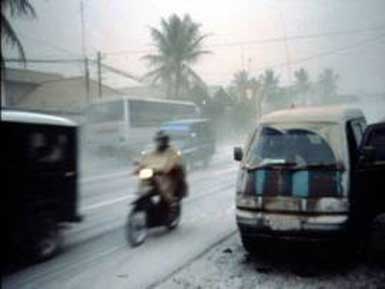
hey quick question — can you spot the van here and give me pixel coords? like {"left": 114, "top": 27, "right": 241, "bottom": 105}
{"left": 3, "top": 110, "right": 82, "bottom": 261}
{"left": 233, "top": 106, "right": 384, "bottom": 252}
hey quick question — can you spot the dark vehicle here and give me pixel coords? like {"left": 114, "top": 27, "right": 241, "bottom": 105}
{"left": 160, "top": 119, "right": 215, "bottom": 168}
{"left": 2, "top": 110, "right": 82, "bottom": 262}
{"left": 233, "top": 106, "right": 384, "bottom": 253}
{"left": 126, "top": 166, "right": 185, "bottom": 247}
{"left": 353, "top": 121, "right": 385, "bottom": 242}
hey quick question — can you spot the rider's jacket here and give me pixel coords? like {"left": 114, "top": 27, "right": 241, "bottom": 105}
{"left": 139, "top": 146, "right": 183, "bottom": 202}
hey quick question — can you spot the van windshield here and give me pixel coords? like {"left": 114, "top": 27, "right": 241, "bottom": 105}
{"left": 245, "top": 122, "right": 343, "bottom": 169}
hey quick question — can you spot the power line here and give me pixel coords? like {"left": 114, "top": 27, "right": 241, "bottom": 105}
{"left": 251, "top": 32, "right": 385, "bottom": 75}
{"left": 104, "top": 26, "right": 385, "bottom": 56}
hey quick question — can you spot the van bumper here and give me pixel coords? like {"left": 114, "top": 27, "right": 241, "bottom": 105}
{"left": 236, "top": 209, "right": 349, "bottom": 242}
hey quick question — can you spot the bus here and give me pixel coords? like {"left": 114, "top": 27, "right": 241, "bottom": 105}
{"left": 84, "top": 96, "right": 200, "bottom": 155}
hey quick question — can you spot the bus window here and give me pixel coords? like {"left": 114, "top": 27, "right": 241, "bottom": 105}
{"left": 129, "top": 100, "right": 198, "bottom": 127}
{"left": 87, "top": 100, "right": 125, "bottom": 123}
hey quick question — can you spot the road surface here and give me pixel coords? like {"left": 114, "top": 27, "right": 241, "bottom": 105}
{"left": 3, "top": 145, "right": 383, "bottom": 289}
{"left": 3, "top": 146, "right": 238, "bottom": 289}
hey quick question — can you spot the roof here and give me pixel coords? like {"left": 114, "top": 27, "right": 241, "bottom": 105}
{"left": 1, "top": 109, "right": 76, "bottom": 127}
{"left": 260, "top": 106, "right": 365, "bottom": 124}
{"left": 90, "top": 95, "right": 197, "bottom": 106}
{"left": 14, "top": 76, "right": 122, "bottom": 112}
{"left": 4, "top": 67, "right": 63, "bottom": 84}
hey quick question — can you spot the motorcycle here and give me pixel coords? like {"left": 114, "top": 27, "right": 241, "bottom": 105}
{"left": 126, "top": 167, "right": 183, "bottom": 247}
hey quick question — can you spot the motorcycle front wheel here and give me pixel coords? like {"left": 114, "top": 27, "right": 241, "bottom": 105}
{"left": 126, "top": 210, "right": 147, "bottom": 247}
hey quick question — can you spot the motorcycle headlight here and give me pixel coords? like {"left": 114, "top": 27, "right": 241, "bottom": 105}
{"left": 139, "top": 168, "right": 154, "bottom": 180}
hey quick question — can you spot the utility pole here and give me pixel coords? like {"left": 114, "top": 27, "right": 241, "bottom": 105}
{"left": 80, "top": 0, "right": 90, "bottom": 104}
{"left": 97, "top": 51, "right": 102, "bottom": 98}
{"left": 84, "top": 57, "right": 90, "bottom": 104}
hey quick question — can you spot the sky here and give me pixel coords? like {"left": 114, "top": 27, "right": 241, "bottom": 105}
{"left": 4, "top": 0, "right": 385, "bottom": 94}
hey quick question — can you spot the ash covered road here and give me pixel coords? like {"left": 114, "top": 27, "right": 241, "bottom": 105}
{"left": 3, "top": 147, "right": 238, "bottom": 289}
{"left": 3, "top": 146, "right": 384, "bottom": 289}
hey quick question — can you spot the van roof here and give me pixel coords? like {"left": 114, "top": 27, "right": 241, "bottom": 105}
{"left": 260, "top": 106, "right": 364, "bottom": 124}
{"left": 2, "top": 109, "right": 76, "bottom": 127}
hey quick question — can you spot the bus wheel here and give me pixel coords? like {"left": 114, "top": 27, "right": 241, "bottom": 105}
{"left": 31, "top": 219, "right": 61, "bottom": 261}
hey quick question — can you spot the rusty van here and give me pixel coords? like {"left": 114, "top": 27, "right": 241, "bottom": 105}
{"left": 233, "top": 106, "right": 385, "bottom": 252}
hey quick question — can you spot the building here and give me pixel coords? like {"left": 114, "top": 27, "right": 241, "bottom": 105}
{"left": 2, "top": 67, "right": 63, "bottom": 106}
{"left": 15, "top": 76, "right": 122, "bottom": 113}
{"left": 2, "top": 67, "right": 123, "bottom": 122}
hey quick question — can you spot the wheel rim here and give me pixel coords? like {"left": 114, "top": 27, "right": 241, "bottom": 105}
{"left": 129, "top": 211, "right": 147, "bottom": 245}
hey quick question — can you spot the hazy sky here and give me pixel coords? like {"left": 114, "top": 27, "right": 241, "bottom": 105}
{"left": 6, "top": 0, "right": 385, "bottom": 94}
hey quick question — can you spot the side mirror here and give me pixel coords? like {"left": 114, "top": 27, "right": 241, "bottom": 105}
{"left": 233, "top": 147, "right": 243, "bottom": 162}
{"left": 360, "top": 146, "right": 376, "bottom": 163}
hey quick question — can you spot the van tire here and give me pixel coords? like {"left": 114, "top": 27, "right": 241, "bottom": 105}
{"left": 240, "top": 235, "right": 261, "bottom": 255}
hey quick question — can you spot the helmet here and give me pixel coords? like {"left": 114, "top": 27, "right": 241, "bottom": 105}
{"left": 154, "top": 130, "right": 170, "bottom": 143}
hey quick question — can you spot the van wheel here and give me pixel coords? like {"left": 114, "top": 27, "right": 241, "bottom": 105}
{"left": 30, "top": 219, "right": 61, "bottom": 261}
{"left": 241, "top": 235, "right": 261, "bottom": 255}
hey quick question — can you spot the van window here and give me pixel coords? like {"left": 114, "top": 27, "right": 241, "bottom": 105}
{"left": 367, "top": 126, "right": 385, "bottom": 162}
{"left": 4, "top": 122, "right": 74, "bottom": 170}
{"left": 349, "top": 119, "right": 366, "bottom": 147}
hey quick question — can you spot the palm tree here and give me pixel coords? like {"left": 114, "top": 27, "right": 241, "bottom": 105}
{"left": 294, "top": 67, "right": 311, "bottom": 105}
{"left": 232, "top": 69, "right": 249, "bottom": 100}
{"left": 248, "top": 77, "right": 262, "bottom": 118}
{"left": 143, "top": 14, "right": 210, "bottom": 99}
{"left": 318, "top": 68, "right": 339, "bottom": 103}
{"left": 259, "top": 69, "right": 279, "bottom": 97}
{"left": 1, "top": 0, "right": 36, "bottom": 65}
{"left": 294, "top": 68, "right": 311, "bottom": 93}
{"left": 258, "top": 69, "right": 280, "bottom": 113}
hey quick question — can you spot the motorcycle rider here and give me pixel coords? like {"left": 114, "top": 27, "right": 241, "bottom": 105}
{"left": 136, "top": 130, "right": 188, "bottom": 203}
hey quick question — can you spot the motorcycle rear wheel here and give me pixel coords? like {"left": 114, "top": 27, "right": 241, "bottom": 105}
{"left": 166, "top": 204, "right": 181, "bottom": 230}
{"left": 127, "top": 210, "right": 148, "bottom": 247}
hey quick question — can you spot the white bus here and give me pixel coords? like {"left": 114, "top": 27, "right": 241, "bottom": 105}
{"left": 84, "top": 96, "right": 200, "bottom": 154}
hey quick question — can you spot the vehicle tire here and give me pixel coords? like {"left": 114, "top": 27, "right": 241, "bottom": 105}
{"left": 30, "top": 219, "right": 61, "bottom": 262}
{"left": 368, "top": 214, "right": 385, "bottom": 261}
{"left": 240, "top": 235, "right": 261, "bottom": 255}
{"left": 127, "top": 210, "right": 148, "bottom": 247}
{"left": 166, "top": 204, "right": 181, "bottom": 230}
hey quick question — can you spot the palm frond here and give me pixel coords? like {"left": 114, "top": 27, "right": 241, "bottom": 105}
{"left": 1, "top": 10, "right": 26, "bottom": 62}
{"left": 4, "top": 0, "right": 36, "bottom": 17}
